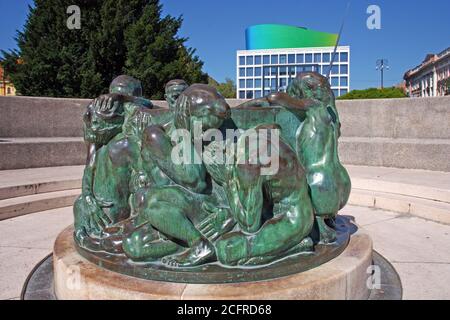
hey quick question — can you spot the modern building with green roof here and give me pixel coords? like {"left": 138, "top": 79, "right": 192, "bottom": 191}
{"left": 237, "top": 24, "right": 350, "bottom": 99}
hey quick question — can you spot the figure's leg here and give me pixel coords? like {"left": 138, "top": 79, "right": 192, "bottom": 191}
{"left": 308, "top": 170, "right": 340, "bottom": 244}
{"left": 122, "top": 223, "right": 181, "bottom": 261}
{"left": 144, "top": 187, "right": 216, "bottom": 267}
{"left": 216, "top": 189, "right": 314, "bottom": 266}
{"left": 315, "top": 215, "right": 337, "bottom": 244}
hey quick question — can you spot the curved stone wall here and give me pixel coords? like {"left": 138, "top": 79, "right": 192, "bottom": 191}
{"left": 1, "top": 96, "right": 449, "bottom": 171}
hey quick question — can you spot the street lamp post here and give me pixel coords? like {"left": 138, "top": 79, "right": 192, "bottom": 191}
{"left": 376, "top": 59, "right": 389, "bottom": 89}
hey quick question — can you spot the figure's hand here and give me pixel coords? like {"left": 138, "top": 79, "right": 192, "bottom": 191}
{"left": 199, "top": 202, "right": 236, "bottom": 240}
{"left": 92, "top": 93, "right": 124, "bottom": 116}
{"left": 83, "top": 194, "right": 114, "bottom": 236}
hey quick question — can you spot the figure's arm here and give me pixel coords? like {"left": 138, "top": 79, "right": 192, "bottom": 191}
{"left": 81, "top": 143, "right": 97, "bottom": 196}
{"left": 266, "top": 93, "right": 315, "bottom": 112}
{"left": 226, "top": 165, "right": 263, "bottom": 234}
{"left": 123, "top": 96, "right": 153, "bottom": 109}
{"left": 238, "top": 97, "right": 271, "bottom": 108}
{"left": 142, "top": 125, "right": 207, "bottom": 193}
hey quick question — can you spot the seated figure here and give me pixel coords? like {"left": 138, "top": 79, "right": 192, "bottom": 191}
{"left": 121, "top": 84, "right": 234, "bottom": 266}
{"left": 74, "top": 75, "right": 151, "bottom": 248}
{"left": 238, "top": 72, "right": 351, "bottom": 244}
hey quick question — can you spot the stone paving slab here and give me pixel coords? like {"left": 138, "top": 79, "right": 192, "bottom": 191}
{"left": 341, "top": 205, "right": 450, "bottom": 300}
{"left": 0, "top": 207, "right": 73, "bottom": 300}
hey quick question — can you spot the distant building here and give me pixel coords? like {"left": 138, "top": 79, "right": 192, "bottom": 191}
{"left": 236, "top": 24, "right": 350, "bottom": 99}
{"left": 0, "top": 64, "right": 16, "bottom": 96}
{"left": 404, "top": 47, "right": 450, "bottom": 97}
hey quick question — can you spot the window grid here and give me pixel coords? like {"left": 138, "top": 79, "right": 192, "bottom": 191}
{"left": 237, "top": 47, "right": 350, "bottom": 98}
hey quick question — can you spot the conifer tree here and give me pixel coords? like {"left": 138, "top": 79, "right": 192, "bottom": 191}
{"left": 2, "top": 0, "right": 207, "bottom": 98}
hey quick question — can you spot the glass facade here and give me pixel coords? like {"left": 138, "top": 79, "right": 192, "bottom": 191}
{"left": 237, "top": 47, "right": 350, "bottom": 98}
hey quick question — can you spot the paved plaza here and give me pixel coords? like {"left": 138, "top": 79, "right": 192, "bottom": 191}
{"left": 0, "top": 165, "right": 449, "bottom": 300}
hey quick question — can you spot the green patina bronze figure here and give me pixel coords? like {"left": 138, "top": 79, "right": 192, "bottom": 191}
{"left": 73, "top": 71, "right": 352, "bottom": 282}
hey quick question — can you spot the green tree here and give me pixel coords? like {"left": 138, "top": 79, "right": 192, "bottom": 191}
{"left": 1, "top": 0, "right": 207, "bottom": 98}
{"left": 208, "top": 77, "right": 236, "bottom": 99}
{"left": 337, "top": 87, "right": 407, "bottom": 100}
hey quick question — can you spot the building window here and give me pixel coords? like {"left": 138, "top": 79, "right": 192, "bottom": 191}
{"left": 297, "top": 54, "right": 304, "bottom": 64}
{"left": 331, "top": 77, "right": 339, "bottom": 87}
{"left": 340, "top": 65, "right": 348, "bottom": 74}
{"left": 280, "top": 66, "right": 287, "bottom": 76}
{"left": 314, "top": 53, "right": 321, "bottom": 63}
{"left": 340, "top": 52, "right": 348, "bottom": 62}
{"left": 280, "top": 78, "right": 287, "bottom": 88}
{"left": 239, "top": 91, "right": 245, "bottom": 99}
{"left": 255, "top": 79, "right": 262, "bottom": 88}
{"left": 239, "top": 68, "right": 245, "bottom": 77}
{"left": 305, "top": 54, "right": 313, "bottom": 63}
{"left": 280, "top": 55, "right": 287, "bottom": 64}
{"left": 255, "top": 67, "right": 262, "bottom": 77}
{"left": 255, "top": 90, "right": 262, "bottom": 98}
{"left": 263, "top": 67, "right": 270, "bottom": 76}
{"left": 264, "top": 79, "right": 270, "bottom": 88}
{"left": 289, "top": 66, "right": 296, "bottom": 76}
{"left": 271, "top": 67, "right": 277, "bottom": 76}
{"left": 288, "top": 54, "right": 295, "bottom": 64}
{"left": 246, "top": 56, "right": 254, "bottom": 65}
{"left": 246, "top": 79, "right": 253, "bottom": 88}
{"left": 264, "top": 90, "right": 271, "bottom": 96}
{"left": 239, "top": 56, "right": 245, "bottom": 66}
{"left": 263, "top": 55, "right": 270, "bottom": 64}
{"left": 246, "top": 67, "right": 253, "bottom": 77}
{"left": 331, "top": 65, "right": 339, "bottom": 75}
{"left": 340, "top": 76, "right": 348, "bottom": 87}
{"left": 239, "top": 79, "right": 245, "bottom": 89}
{"left": 323, "top": 53, "right": 331, "bottom": 63}
{"left": 322, "top": 65, "right": 330, "bottom": 76}
{"left": 332, "top": 89, "right": 339, "bottom": 97}
{"left": 255, "top": 55, "right": 262, "bottom": 65}
{"left": 341, "top": 89, "right": 348, "bottom": 95}
{"left": 305, "top": 65, "right": 313, "bottom": 72}
{"left": 271, "top": 55, "right": 278, "bottom": 64}
{"left": 271, "top": 79, "right": 277, "bottom": 89}
{"left": 246, "top": 91, "right": 253, "bottom": 99}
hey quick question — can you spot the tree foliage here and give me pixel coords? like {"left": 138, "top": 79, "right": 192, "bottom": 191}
{"left": 208, "top": 77, "right": 236, "bottom": 99}
{"left": 1, "top": 0, "right": 207, "bottom": 98}
{"left": 337, "top": 87, "right": 407, "bottom": 100}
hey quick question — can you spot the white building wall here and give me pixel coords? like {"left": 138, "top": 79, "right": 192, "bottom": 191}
{"left": 236, "top": 46, "right": 350, "bottom": 99}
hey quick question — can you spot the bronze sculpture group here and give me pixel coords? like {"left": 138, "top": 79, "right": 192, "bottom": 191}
{"left": 74, "top": 71, "right": 351, "bottom": 272}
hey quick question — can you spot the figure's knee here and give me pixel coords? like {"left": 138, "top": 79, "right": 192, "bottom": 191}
{"left": 123, "top": 231, "right": 144, "bottom": 260}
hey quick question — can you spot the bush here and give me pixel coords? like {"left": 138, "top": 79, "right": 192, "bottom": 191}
{"left": 337, "top": 87, "right": 407, "bottom": 100}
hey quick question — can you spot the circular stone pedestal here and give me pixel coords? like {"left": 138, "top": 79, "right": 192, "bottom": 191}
{"left": 53, "top": 226, "right": 373, "bottom": 300}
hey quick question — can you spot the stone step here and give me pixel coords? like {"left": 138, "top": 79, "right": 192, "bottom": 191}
{"left": 351, "top": 177, "right": 450, "bottom": 205}
{"left": 339, "top": 137, "right": 450, "bottom": 172}
{"left": 0, "top": 189, "right": 80, "bottom": 221}
{"left": 0, "top": 166, "right": 83, "bottom": 200}
{"left": 349, "top": 189, "right": 450, "bottom": 225}
{"left": 0, "top": 138, "right": 85, "bottom": 170}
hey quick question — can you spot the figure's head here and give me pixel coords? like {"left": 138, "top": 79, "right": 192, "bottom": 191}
{"left": 165, "top": 79, "right": 189, "bottom": 111}
{"left": 287, "top": 72, "right": 334, "bottom": 103}
{"left": 174, "top": 84, "right": 231, "bottom": 131}
{"left": 83, "top": 96, "right": 125, "bottom": 146}
{"left": 110, "top": 75, "right": 143, "bottom": 97}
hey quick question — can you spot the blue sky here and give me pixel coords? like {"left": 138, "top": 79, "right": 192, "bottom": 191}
{"left": 1, "top": 0, "right": 449, "bottom": 89}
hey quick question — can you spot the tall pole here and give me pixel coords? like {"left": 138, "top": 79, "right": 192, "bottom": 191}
{"left": 376, "top": 59, "right": 389, "bottom": 89}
